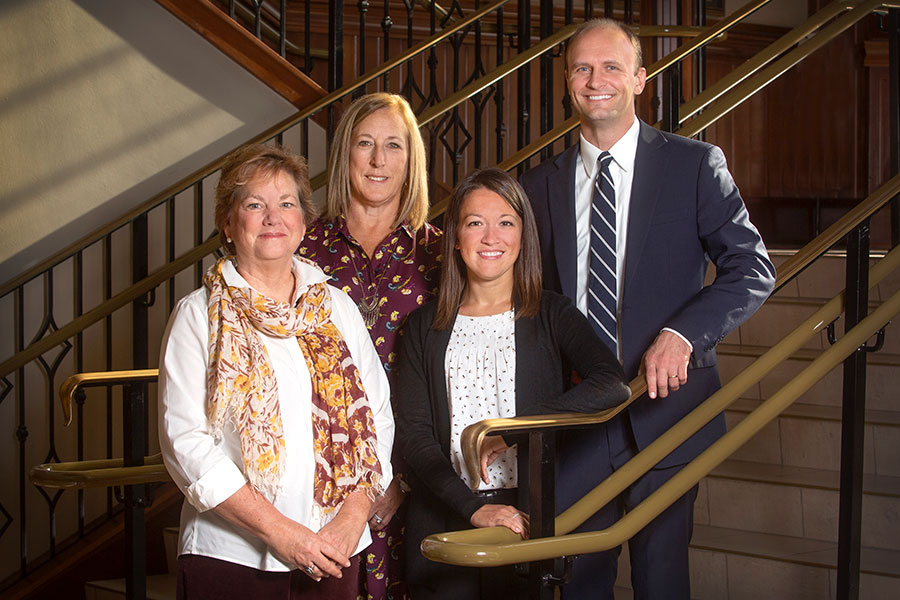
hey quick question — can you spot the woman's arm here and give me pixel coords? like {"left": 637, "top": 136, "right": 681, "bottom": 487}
{"left": 395, "top": 309, "right": 486, "bottom": 522}
{"left": 158, "top": 292, "right": 248, "bottom": 511}
{"left": 215, "top": 484, "right": 348, "bottom": 580}
{"left": 520, "top": 295, "right": 630, "bottom": 416}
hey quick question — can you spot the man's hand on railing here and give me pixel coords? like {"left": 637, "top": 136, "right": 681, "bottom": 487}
{"left": 640, "top": 330, "right": 690, "bottom": 399}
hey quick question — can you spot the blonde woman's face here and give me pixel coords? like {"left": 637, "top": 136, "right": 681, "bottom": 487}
{"left": 348, "top": 108, "right": 410, "bottom": 212}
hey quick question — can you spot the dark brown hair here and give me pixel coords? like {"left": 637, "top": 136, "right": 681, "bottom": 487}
{"left": 565, "top": 18, "right": 643, "bottom": 73}
{"left": 433, "top": 168, "right": 542, "bottom": 330}
{"left": 214, "top": 143, "right": 316, "bottom": 255}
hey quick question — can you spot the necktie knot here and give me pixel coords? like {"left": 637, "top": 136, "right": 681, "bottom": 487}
{"left": 598, "top": 151, "right": 613, "bottom": 171}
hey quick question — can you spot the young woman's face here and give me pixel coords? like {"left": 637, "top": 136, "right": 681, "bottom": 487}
{"left": 455, "top": 188, "right": 522, "bottom": 287}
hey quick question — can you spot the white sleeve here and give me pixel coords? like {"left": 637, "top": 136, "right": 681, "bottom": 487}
{"left": 329, "top": 287, "right": 395, "bottom": 488}
{"left": 157, "top": 291, "right": 247, "bottom": 512}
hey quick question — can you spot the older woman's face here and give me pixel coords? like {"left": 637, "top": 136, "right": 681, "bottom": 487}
{"left": 348, "top": 108, "right": 409, "bottom": 211}
{"left": 224, "top": 170, "right": 306, "bottom": 269}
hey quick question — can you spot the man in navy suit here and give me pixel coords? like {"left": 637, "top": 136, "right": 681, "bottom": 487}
{"left": 520, "top": 19, "right": 776, "bottom": 599}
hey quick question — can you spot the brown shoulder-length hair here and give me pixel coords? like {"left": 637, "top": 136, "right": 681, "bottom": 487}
{"left": 433, "top": 168, "right": 542, "bottom": 330}
{"left": 325, "top": 92, "right": 429, "bottom": 230}
{"left": 214, "top": 143, "right": 316, "bottom": 255}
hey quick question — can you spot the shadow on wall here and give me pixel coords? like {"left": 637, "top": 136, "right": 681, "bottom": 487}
{"left": 0, "top": 0, "right": 296, "bottom": 283}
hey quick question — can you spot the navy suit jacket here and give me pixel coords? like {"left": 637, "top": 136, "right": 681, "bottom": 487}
{"left": 520, "top": 120, "right": 776, "bottom": 466}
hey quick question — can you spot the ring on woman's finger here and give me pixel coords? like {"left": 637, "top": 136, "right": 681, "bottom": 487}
{"left": 373, "top": 513, "right": 383, "bottom": 524}
{"left": 305, "top": 564, "right": 315, "bottom": 576}
{"left": 668, "top": 374, "right": 679, "bottom": 379}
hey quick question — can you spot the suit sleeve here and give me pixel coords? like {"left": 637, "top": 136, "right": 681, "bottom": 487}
{"left": 395, "top": 311, "right": 486, "bottom": 522}
{"left": 517, "top": 296, "right": 631, "bottom": 416}
{"left": 665, "top": 145, "right": 776, "bottom": 357}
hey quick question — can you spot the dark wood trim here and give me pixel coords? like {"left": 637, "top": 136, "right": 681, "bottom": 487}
{"left": 154, "top": 0, "right": 326, "bottom": 109}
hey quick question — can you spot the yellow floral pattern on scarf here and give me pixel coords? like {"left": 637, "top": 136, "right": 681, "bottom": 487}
{"left": 204, "top": 257, "right": 383, "bottom": 510}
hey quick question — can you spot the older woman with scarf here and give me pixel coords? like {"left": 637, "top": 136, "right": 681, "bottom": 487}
{"left": 159, "top": 143, "right": 394, "bottom": 600}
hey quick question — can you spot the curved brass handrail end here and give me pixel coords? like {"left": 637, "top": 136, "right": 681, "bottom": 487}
{"left": 60, "top": 369, "right": 160, "bottom": 426}
{"left": 30, "top": 453, "right": 169, "bottom": 490}
{"left": 421, "top": 526, "right": 523, "bottom": 566}
{"left": 461, "top": 380, "right": 643, "bottom": 483}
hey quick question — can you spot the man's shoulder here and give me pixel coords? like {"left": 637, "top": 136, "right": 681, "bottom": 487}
{"left": 520, "top": 144, "right": 578, "bottom": 187}
{"left": 650, "top": 125, "right": 717, "bottom": 157}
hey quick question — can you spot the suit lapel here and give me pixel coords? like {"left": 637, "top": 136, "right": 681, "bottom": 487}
{"left": 549, "top": 144, "right": 580, "bottom": 301}
{"left": 624, "top": 121, "right": 668, "bottom": 298}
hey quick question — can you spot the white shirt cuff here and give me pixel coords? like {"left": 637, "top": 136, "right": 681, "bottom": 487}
{"left": 661, "top": 327, "right": 693, "bottom": 354}
{"left": 183, "top": 458, "right": 248, "bottom": 513}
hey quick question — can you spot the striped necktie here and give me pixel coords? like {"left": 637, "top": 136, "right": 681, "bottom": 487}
{"left": 588, "top": 151, "right": 618, "bottom": 354}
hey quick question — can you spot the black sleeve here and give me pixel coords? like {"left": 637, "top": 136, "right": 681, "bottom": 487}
{"left": 517, "top": 294, "right": 631, "bottom": 416}
{"left": 395, "top": 309, "right": 486, "bottom": 522}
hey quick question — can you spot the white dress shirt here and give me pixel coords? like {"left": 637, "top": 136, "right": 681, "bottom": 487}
{"left": 574, "top": 118, "right": 692, "bottom": 356}
{"left": 158, "top": 257, "right": 394, "bottom": 571}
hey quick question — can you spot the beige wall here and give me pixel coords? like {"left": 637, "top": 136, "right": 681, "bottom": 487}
{"left": 0, "top": 0, "right": 297, "bottom": 283}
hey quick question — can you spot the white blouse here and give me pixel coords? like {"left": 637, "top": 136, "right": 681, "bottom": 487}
{"left": 445, "top": 310, "right": 517, "bottom": 490}
{"left": 158, "top": 257, "right": 393, "bottom": 571}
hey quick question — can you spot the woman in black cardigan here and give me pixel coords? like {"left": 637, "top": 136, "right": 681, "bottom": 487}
{"left": 395, "top": 168, "right": 629, "bottom": 599}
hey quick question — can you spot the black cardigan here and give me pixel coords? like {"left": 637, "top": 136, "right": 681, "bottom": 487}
{"left": 396, "top": 291, "right": 630, "bottom": 550}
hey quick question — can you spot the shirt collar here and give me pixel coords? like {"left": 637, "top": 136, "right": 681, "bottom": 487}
{"left": 223, "top": 255, "right": 330, "bottom": 303}
{"left": 578, "top": 117, "right": 641, "bottom": 179}
{"left": 334, "top": 214, "right": 415, "bottom": 246}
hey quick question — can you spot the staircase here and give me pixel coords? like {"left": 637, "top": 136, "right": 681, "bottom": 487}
{"left": 648, "top": 252, "right": 899, "bottom": 599}
{"left": 84, "top": 527, "right": 178, "bottom": 600}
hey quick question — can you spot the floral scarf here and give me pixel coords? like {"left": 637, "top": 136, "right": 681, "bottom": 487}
{"left": 204, "top": 257, "right": 383, "bottom": 512}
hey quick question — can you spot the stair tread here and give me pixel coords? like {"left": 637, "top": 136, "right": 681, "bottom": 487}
{"left": 728, "top": 397, "right": 900, "bottom": 426}
{"left": 717, "top": 343, "right": 900, "bottom": 366}
{"left": 709, "top": 458, "right": 900, "bottom": 496}
{"left": 86, "top": 573, "right": 176, "bottom": 600}
{"left": 692, "top": 524, "right": 900, "bottom": 577}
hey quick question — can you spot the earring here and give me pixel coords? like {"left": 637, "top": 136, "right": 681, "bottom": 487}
{"left": 226, "top": 237, "right": 232, "bottom": 243}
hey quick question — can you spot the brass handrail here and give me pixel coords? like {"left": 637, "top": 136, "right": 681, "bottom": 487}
{"left": 429, "top": 0, "right": 774, "bottom": 218}
{"left": 678, "top": 0, "right": 883, "bottom": 137}
{"left": 60, "top": 369, "right": 159, "bottom": 426}
{"left": 0, "top": 0, "right": 512, "bottom": 299}
{"left": 461, "top": 237, "right": 900, "bottom": 485}
{"left": 425, "top": 279, "right": 900, "bottom": 565}
{"left": 30, "top": 453, "right": 170, "bottom": 490}
{"left": 675, "top": 0, "right": 855, "bottom": 125}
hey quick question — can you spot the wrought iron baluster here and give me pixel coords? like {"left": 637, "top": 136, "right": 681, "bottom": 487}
{"left": 279, "top": 0, "right": 287, "bottom": 58}
{"left": 382, "top": 0, "right": 392, "bottom": 91}
{"left": 494, "top": 4, "right": 506, "bottom": 164}
{"left": 104, "top": 235, "right": 113, "bottom": 516}
{"left": 517, "top": 0, "right": 531, "bottom": 174}
{"left": 356, "top": 1, "right": 370, "bottom": 99}
{"left": 74, "top": 251, "right": 85, "bottom": 538}
{"left": 328, "top": 1, "right": 344, "bottom": 146}
{"left": 194, "top": 184, "right": 204, "bottom": 288}
{"left": 166, "top": 198, "right": 176, "bottom": 312}
{"left": 539, "top": 0, "right": 554, "bottom": 162}
{"left": 15, "top": 285, "right": 27, "bottom": 574}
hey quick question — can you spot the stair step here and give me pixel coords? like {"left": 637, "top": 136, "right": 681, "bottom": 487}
{"left": 690, "top": 524, "right": 900, "bottom": 599}
{"left": 728, "top": 398, "right": 900, "bottom": 427}
{"left": 708, "top": 458, "right": 900, "bottom": 497}
{"left": 717, "top": 343, "right": 900, "bottom": 366}
{"left": 85, "top": 574, "right": 176, "bottom": 600}
{"left": 722, "top": 399, "right": 900, "bottom": 477}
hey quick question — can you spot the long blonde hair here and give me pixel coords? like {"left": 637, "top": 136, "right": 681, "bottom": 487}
{"left": 325, "top": 93, "right": 429, "bottom": 230}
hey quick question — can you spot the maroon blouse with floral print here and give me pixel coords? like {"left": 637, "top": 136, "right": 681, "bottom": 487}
{"left": 298, "top": 216, "right": 442, "bottom": 600}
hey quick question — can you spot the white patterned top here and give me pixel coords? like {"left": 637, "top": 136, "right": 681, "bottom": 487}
{"left": 445, "top": 310, "right": 517, "bottom": 490}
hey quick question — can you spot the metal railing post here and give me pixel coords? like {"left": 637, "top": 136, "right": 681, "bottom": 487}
{"left": 520, "top": 429, "right": 560, "bottom": 600}
{"left": 123, "top": 383, "right": 148, "bottom": 600}
{"left": 889, "top": 8, "right": 899, "bottom": 248}
{"left": 835, "top": 220, "right": 871, "bottom": 600}
{"left": 516, "top": 0, "right": 531, "bottom": 175}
